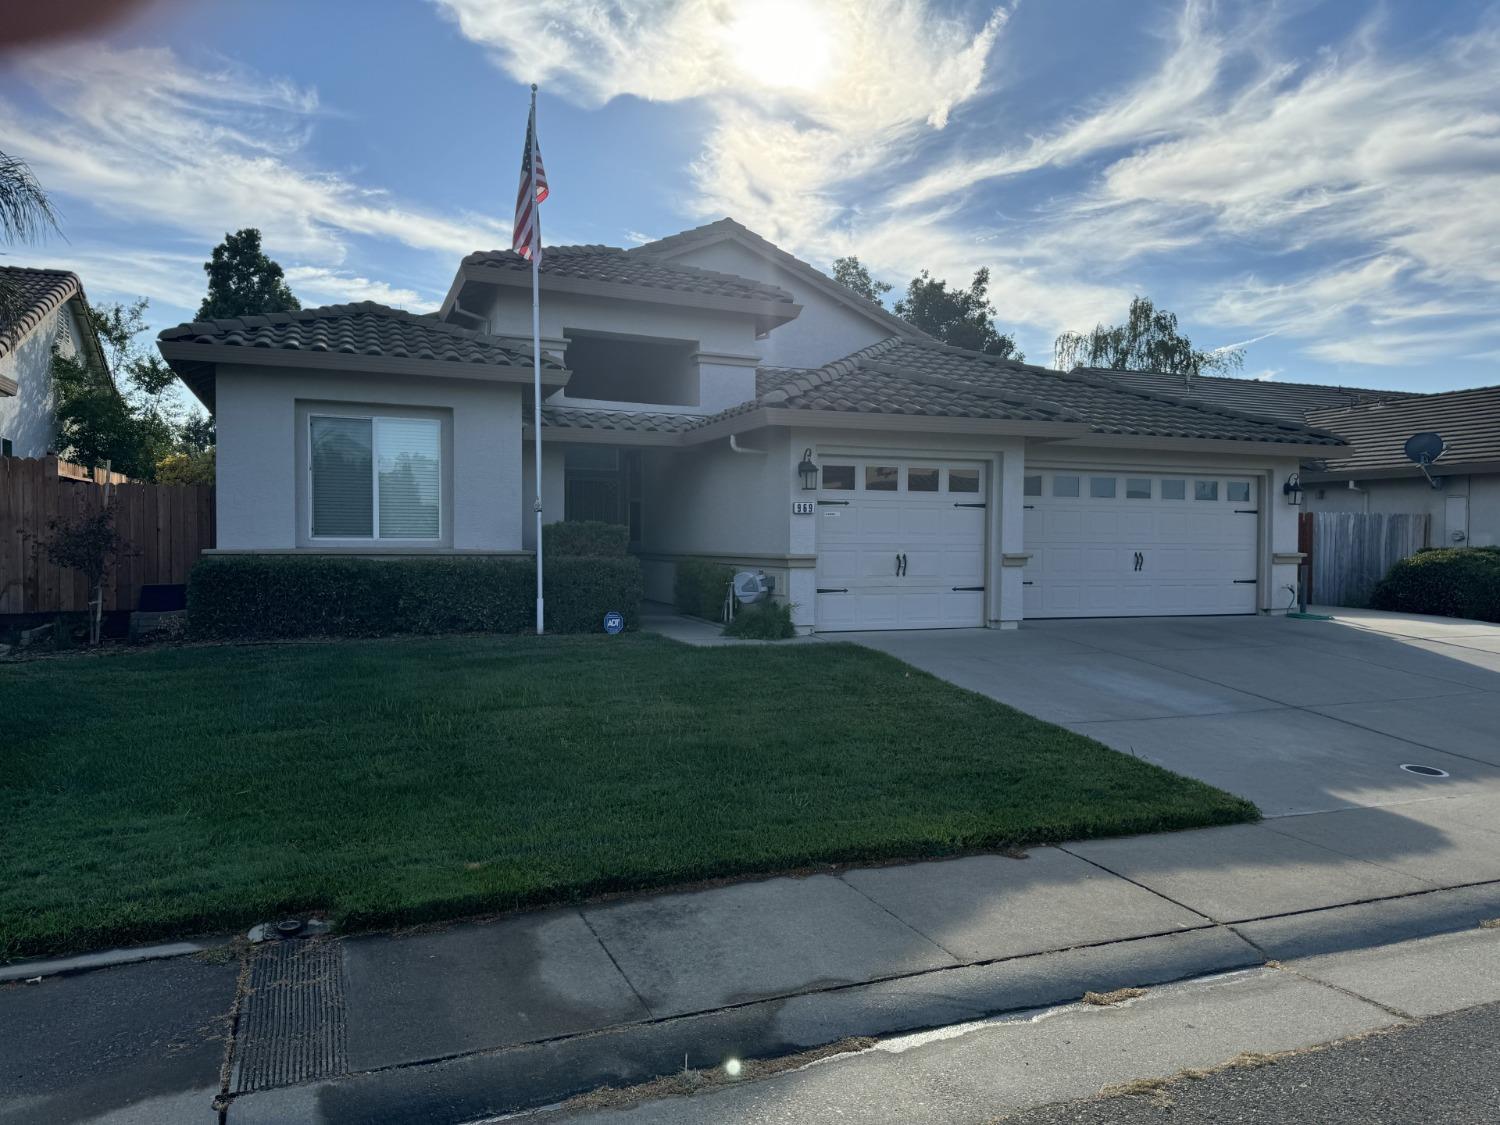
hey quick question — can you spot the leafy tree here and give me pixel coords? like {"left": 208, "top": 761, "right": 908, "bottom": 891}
{"left": 197, "top": 228, "right": 300, "bottom": 320}
{"left": 831, "top": 256, "right": 892, "bottom": 303}
{"left": 156, "top": 448, "right": 215, "bottom": 485}
{"left": 893, "top": 268, "right": 1024, "bottom": 360}
{"left": 0, "top": 147, "right": 59, "bottom": 326}
{"left": 53, "top": 298, "right": 208, "bottom": 480}
{"left": 1054, "top": 296, "right": 1243, "bottom": 376}
{"left": 43, "top": 508, "right": 126, "bottom": 645}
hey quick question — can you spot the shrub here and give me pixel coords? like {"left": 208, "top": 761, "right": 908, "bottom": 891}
{"left": 723, "top": 600, "right": 796, "bottom": 640}
{"left": 674, "top": 558, "right": 734, "bottom": 620}
{"left": 1369, "top": 547, "right": 1500, "bottom": 623}
{"left": 187, "top": 554, "right": 642, "bottom": 640}
{"left": 542, "top": 520, "right": 629, "bottom": 558}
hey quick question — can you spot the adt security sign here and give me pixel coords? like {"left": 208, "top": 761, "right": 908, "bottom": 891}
{"left": 603, "top": 611, "right": 625, "bottom": 635}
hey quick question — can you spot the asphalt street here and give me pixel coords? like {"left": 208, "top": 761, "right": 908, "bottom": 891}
{"left": 999, "top": 999, "right": 1500, "bottom": 1125}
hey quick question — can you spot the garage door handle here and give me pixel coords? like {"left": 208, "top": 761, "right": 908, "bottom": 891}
{"left": 1233, "top": 579, "right": 1257, "bottom": 584}
{"left": 817, "top": 587, "right": 849, "bottom": 594}
{"left": 953, "top": 502, "right": 986, "bottom": 508}
{"left": 817, "top": 499, "right": 849, "bottom": 506}
{"left": 952, "top": 585, "right": 984, "bottom": 591}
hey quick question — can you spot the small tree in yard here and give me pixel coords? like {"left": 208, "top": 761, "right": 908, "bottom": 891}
{"left": 198, "top": 228, "right": 300, "bottom": 320}
{"left": 44, "top": 506, "right": 125, "bottom": 645}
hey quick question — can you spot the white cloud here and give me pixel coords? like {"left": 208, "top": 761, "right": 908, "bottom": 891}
{"left": 282, "top": 267, "right": 434, "bottom": 311}
{"left": 0, "top": 44, "right": 499, "bottom": 290}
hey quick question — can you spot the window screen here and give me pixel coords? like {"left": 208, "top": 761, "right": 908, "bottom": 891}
{"left": 311, "top": 416, "right": 374, "bottom": 537}
{"left": 376, "top": 418, "right": 440, "bottom": 538}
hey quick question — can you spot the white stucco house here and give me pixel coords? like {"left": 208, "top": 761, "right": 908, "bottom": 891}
{"left": 0, "top": 266, "right": 103, "bottom": 459}
{"left": 158, "top": 218, "right": 1344, "bottom": 632}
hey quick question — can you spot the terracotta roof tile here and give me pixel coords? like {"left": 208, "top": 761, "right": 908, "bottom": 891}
{"left": 158, "top": 301, "right": 559, "bottom": 370}
{"left": 0, "top": 266, "right": 81, "bottom": 360}
{"left": 1305, "top": 385, "right": 1500, "bottom": 474}
{"left": 1091, "top": 367, "right": 1421, "bottom": 424}
{"left": 463, "top": 245, "right": 793, "bottom": 305}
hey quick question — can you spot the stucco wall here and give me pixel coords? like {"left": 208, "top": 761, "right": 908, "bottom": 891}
{"left": 1307, "top": 473, "right": 1500, "bottom": 548}
{"left": 0, "top": 302, "right": 83, "bottom": 458}
{"left": 215, "top": 364, "right": 522, "bottom": 551}
{"left": 657, "top": 240, "right": 893, "bottom": 369}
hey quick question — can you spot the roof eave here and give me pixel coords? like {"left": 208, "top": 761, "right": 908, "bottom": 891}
{"left": 1050, "top": 431, "right": 1345, "bottom": 458}
{"left": 158, "top": 340, "right": 570, "bottom": 393}
{"left": 1302, "top": 459, "right": 1500, "bottom": 482}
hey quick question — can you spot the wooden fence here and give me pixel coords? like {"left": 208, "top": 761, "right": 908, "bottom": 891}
{"left": 1301, "top": 511, "right": 1429, "bottom": 608}
{"left": 0, "top": 456, "right": 214, "bottom": 616}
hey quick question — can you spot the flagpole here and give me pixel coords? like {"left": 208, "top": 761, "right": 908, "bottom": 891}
{"left": 529, "top": 83, "right": 544, "bottom": 636}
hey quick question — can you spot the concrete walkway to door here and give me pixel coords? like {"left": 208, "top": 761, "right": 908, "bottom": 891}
{"left": 846, "top": 609, "right": 1500, "bottom": 905}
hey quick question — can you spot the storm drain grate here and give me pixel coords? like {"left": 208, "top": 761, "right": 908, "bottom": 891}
{"left": 231, "top": 939, "right": 348, "bottom": 1093}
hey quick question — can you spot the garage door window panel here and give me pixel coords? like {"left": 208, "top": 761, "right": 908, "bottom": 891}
{"left": 948, "top": 468, "right": 981, "bottom": 494}
{"left": 1126, "top": 478, "right": 1152, "bottom": 499}
{"left": 866, "top": 466, "right": 899, "bottom": 491}
{"left": 822, "top": 465, "right": 855, "bottom": 490}
{"left": 1161, "top": 479, "right": 1186, "bottom": 500}
{"left": 1228, "top": 481, "right": 1252, "bottom": 503}
{"left": 1052, "top": 475, "right": 1080, "bottom": 498}
{"left": 907, "top": 467, "right": 939, "bottom": 492}
{"left": 1090, "top": 477, "right": 1117, "bottom": 499}
{"left": 1195, "top": 480, "right": 1219, "bottom": 501}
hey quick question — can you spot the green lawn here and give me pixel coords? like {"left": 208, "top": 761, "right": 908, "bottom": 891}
{"left": 1, "top": 635, "right": 1256, "bottom": 958}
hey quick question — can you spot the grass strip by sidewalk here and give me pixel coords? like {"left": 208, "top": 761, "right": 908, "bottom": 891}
{"left": 1, "top": 634, "right": 1256, "bottom": 958}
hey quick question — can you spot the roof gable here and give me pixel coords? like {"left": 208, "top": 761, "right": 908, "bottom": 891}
{"left": 0, "top": 266, "right": 81, "bottom": 361}
{"left": 630, "top": 218, "right": 927, "bottom": 342}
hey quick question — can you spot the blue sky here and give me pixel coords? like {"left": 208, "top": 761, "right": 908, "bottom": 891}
{"left": 1, "top": 0, "right": 1497, "bottom": 392}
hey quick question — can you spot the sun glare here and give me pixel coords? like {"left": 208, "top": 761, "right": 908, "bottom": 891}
{"left": 726, "top": 1, "right": 835, "bottom": 91}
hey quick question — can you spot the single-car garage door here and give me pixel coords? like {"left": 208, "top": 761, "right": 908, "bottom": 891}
{"left": 815, "top": 459, "right": 986, "bottom": 631}
{"left": 1023, "top": 469, "right": 1259, "bottom": 618}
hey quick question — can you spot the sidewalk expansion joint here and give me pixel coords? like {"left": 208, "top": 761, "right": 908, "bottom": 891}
{"left": 578, "top": 908, "right": 657, "bottom": 1020}
{"left": 1053, "top": 844, "right": 1220, "bottom": 924}
{"left": 833, "top": 872, "right": 965, "bottom": 963}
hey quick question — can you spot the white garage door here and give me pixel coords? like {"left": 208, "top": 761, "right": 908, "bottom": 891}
{"left": 1023, "top": 470, "right": 1260, "bottom": 618}
{"left": 815, "top": 459, "right": 987, "bottom": 631}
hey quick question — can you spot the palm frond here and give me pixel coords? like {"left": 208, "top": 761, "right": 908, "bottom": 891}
{"left": 0, "top": 149, "right": 58, "bottom": 244}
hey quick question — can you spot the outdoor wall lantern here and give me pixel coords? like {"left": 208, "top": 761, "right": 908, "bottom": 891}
{"left": 1283, "top": 472, "right": 1303, "bottom": 506}
{"left": 797, "top": 448, "right": 819, "bottom": 490}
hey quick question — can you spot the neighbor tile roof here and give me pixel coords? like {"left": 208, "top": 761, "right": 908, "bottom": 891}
{"left": 1304, "top": 385, "right": 1500, "bottom": 475}
{"left": 1093, "top": 367, "right": 1422, "bottom": 424}
{"left": 744, "top": 338, "right": 1346, "bottom": 445}
{"left": 463, "top": 245, "right": 794, "bottom": 305}
{"left": 0, "top": 266, "right": 82, "bottom": 361}
{"left": 159, "top": 301, "right": 558, "bottom": 370}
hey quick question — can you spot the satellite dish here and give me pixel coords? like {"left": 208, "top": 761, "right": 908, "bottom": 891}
{"left": 732, "top": 570, "right": 772, "bottom": 605}
{"left": 1404, "top": 432, "right": 1445, "bottom": 465}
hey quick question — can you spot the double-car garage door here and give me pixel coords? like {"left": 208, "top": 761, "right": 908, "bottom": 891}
{"left": 812, "top": 458, "right": 1263, "bottom": 630}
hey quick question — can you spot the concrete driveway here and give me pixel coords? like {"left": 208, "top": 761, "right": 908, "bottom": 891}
{"left": 846, "top": 609, "right": 1500, "bottom": 822}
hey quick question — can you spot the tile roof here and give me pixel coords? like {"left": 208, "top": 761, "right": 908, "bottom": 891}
{"left": 747, "top": 338, "right": 1345, "bottom": 445}
{"left": 159, "top": 301, "right": 558, "bottom": 370}
{"left": 630, "top": 217, "right": 927, "bottom": 339}
{"left": 462, "top": 245, "right": 794, "bottom": 305}
{"left": 0, "top": 266, "right": 82, "bottom": 361}
{"left": 1092, "top": 367, "right": 1422, "bottom": 424}
{"left": 539, "top": 406, "right": 703, "bottom": 435}
{"left": 1304, "top": 385, "right": 1500, "bottom": 475}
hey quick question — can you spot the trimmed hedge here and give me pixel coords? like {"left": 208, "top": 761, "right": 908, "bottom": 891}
{"left": 542, "top": 520, "right": 629, "bottom": 558}
{"left": 187, "top": 554, "right": 643, "bottom": 640}
{"left": 723, "top": 600, "right": 796, "bottom": 640}
{"left": 675, "top": 558, "right": 734, "bottom": 620}
{"left": 1369, "top": 547, "right": 1500, "bottom": 623}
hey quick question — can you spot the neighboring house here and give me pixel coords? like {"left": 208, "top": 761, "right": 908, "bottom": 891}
{"left": 1301, "top": 387, "right": 1500, "bottom": 549}
{"left": 157, "top": 219, "right": 1342, "bottom": 633}
{"left": 0, "top": 266, "right": 104, "bottom": 458}
{"left": 1100, "top": 368, "right": 1498, "bottom": 550}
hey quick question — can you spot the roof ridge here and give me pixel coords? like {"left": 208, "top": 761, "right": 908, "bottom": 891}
{"left": 1055, "top": 364, "right": 1342, "bottom": 441}
{"left": 1088, "top": 366, "right": 1422, "bottom": 398}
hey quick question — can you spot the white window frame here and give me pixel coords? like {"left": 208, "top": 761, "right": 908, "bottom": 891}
{"left": 307, "top": 411, "right": 444, "bottom": 543}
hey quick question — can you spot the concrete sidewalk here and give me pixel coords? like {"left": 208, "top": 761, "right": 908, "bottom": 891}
{"left": 9, "top": 822, "right": 1500, "bottom": 1124}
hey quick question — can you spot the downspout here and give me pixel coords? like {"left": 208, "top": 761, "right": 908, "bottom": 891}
{"left": 727, "top": 435, "right": 767, "bottom": 455}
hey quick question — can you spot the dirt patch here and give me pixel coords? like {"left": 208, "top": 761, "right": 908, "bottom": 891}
{"left": 1083, "top": 986, "right": 1147, "bottom": 1006}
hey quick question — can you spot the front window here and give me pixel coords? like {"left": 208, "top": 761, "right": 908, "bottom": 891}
{"left": 311, "top": 414, "right": 440, "bottom": 539}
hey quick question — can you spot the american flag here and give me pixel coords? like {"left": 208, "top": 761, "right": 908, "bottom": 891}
{"left": 512, "top": 108, "right": 549, "bottom": 263}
